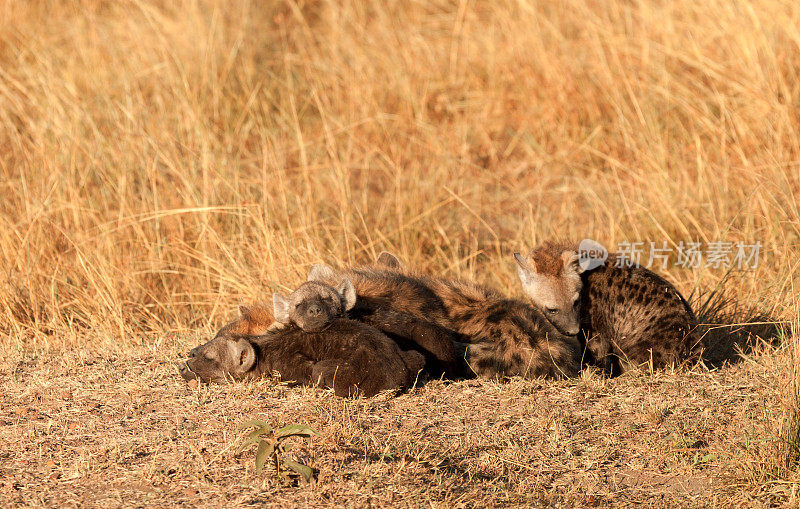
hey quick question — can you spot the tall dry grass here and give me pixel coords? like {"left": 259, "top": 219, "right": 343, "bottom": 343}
{"left": 0, "top": 0, "right": 799, "bottom": 477}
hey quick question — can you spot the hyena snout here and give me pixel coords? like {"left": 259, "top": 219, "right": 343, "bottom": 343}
{"left": 178, "top": 361, "right": 199, "bottom": 382}
{"left": 297, "top": 302, "right": 335, "bottom": 332}
{"left": 544, "top": 308, "right": 581, "bottom": 336}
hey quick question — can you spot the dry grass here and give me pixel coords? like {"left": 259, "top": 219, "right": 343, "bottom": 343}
{"left": 0, "top": 342, "right": 795, "bottom": 507}
{"left": 1, "top": 0, "right": 799, "bottom": 505}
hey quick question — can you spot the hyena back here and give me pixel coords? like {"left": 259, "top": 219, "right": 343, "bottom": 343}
{"left": 515, "top": 241, "right": 699, "bottom": 374}
{"left": 308, "top": 262, "right": 581, "bottom": 380}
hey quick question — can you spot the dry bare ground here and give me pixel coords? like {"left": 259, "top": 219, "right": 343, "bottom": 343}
{"left": 1, "top": 0, "right": 799, "bottom": 506}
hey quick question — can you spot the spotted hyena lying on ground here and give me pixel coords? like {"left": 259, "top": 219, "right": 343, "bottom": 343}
{"left": 307, "top": 256, "right": 582, "bottom": 380}
{"left": 179, "top": 302, "right": 424, "bottom": 397}
{"left": 514, "top": 241, "right": 700, "bottom": 375}
{"left": 271, "top": 276, "right": 459, "bottom": 378}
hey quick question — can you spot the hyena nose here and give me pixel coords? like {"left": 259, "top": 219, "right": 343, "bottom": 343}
{"left": 178, "top": 362, "right": 199, "bottom": 382}
{"left": 307, "top": 305, "right": 322, "bottom": 316}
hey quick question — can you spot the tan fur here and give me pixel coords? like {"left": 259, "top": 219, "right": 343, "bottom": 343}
{"left": 375, "top": 251, "right": 405, "bottom": 270}
{"left": 515, "top": 245, "right": 584, "bottom": 336}
{"left": 228, "top": 303, "right": 276, "bottom": 336}
{"left": 273, "top": 280, "right": 355, "bottom": 332}
{"left": 529, "top": 241, "right": 577, "bottom": 276}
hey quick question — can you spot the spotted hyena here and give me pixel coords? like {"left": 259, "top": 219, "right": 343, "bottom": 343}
{"left": 514, "top": 241, "right": 699, "bottom": 375}
{"left": 179, "top": 303, "right": 425, "bottom": 397}
{"left": 307, "top": 260, "right": 582, "bottom": 380}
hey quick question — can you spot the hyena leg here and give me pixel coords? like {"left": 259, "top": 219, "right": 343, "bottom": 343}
{"left": 354, "top": 306, "right": 459, "bottom": 378}
{"left": 310, "top": 359, "right": 364, "bottom": 397}
{"left": 400, "top": 350, "right": 426, "bottom": 377}
{"left": 586, "top": 333, "right": 616, "bottom": 375}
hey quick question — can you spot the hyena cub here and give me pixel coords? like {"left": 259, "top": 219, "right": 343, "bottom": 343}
{"left": 180, "top": 302, "right": 425, "bottom": 397}
{"left": 514, "top": 241, "right": 699, "bottom": 375}
{"left": 274, "top": 276, "right": 459, "bottom": 378}
{"left": 308, "top": 261, "right": 582, "bottom": 380}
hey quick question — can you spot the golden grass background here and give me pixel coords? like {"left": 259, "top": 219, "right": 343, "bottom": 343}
{"left": 1, "top": 0, "right": 799, "bottom": 487}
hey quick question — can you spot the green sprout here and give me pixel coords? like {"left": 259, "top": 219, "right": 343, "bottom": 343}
{"left": 238, "top": 420, "right": 317, "bottom": 482}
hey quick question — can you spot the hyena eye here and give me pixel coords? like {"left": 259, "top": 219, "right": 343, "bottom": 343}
{"left": 546, "top": 307, "right": 558, "bottom": 315}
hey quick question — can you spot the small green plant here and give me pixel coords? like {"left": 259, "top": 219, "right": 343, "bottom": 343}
{"left": 238, "top": 420, "right": 317, "bottom": 482}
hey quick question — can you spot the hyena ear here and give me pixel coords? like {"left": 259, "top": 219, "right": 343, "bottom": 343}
{"left": 272, "top": 293, "right": 291, "bottom": 324}
{"left": 514, "top": 252, "right": 534, "bottom": 284}
{"left": 513, "top": 252, "right": 530, "bottom": 269}
{"left": 307, "top": 263, "right": 336, "bottom": 282}
{"left": 228, "top": 337, "right": 256, "bottom": 372}
{"left": 376, "top": 251, "right": 404, "bottom": 270}
{"left": 238, "top": 305, "right": 251, "bottom": 318}
{"left": 561, "top": 250, "right": 585, "bottom": 274}
{"left": 338, "top": 278, "right": 357, "bottom": 311}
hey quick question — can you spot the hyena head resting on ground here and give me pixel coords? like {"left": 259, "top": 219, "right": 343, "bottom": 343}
{"left": 513, "top": 247, "right": 585, "bottom": 336}
{"left": 272, "top": 279, "right": 357, "bottom": 332}
{"left": 181, "top": 304, "right": 272, "bottom": 383}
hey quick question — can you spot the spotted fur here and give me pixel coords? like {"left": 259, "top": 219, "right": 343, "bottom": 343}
{"left": 516, "top": 241, "right": 700, "bottom": 374}
{"left": 308, "top": 261, "right": 582, "bottom": 380}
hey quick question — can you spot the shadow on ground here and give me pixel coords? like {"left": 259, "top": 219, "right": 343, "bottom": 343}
{"left": 690, "top": 279, "right": 789, "bottom": 369}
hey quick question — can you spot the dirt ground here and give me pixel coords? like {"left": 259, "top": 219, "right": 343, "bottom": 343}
{"left": 0, "top": 335, "right": 793, "bottom": 508}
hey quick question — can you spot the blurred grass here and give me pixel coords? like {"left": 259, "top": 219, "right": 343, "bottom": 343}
{"left": 0, "top": 0, "right": 799, "bottom": 481}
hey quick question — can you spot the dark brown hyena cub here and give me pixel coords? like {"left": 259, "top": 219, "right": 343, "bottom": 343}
{"left": 307, "top": 261, "right": 582, "bottom": 380}
{"left": 514, "top": 241, "right": 700, "bottom": 375}
{"left": 273, "top": 277, "right": 458, "bottom": 378}
{"left": 179, "top": 304, "right": 424, "bottom": 397}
